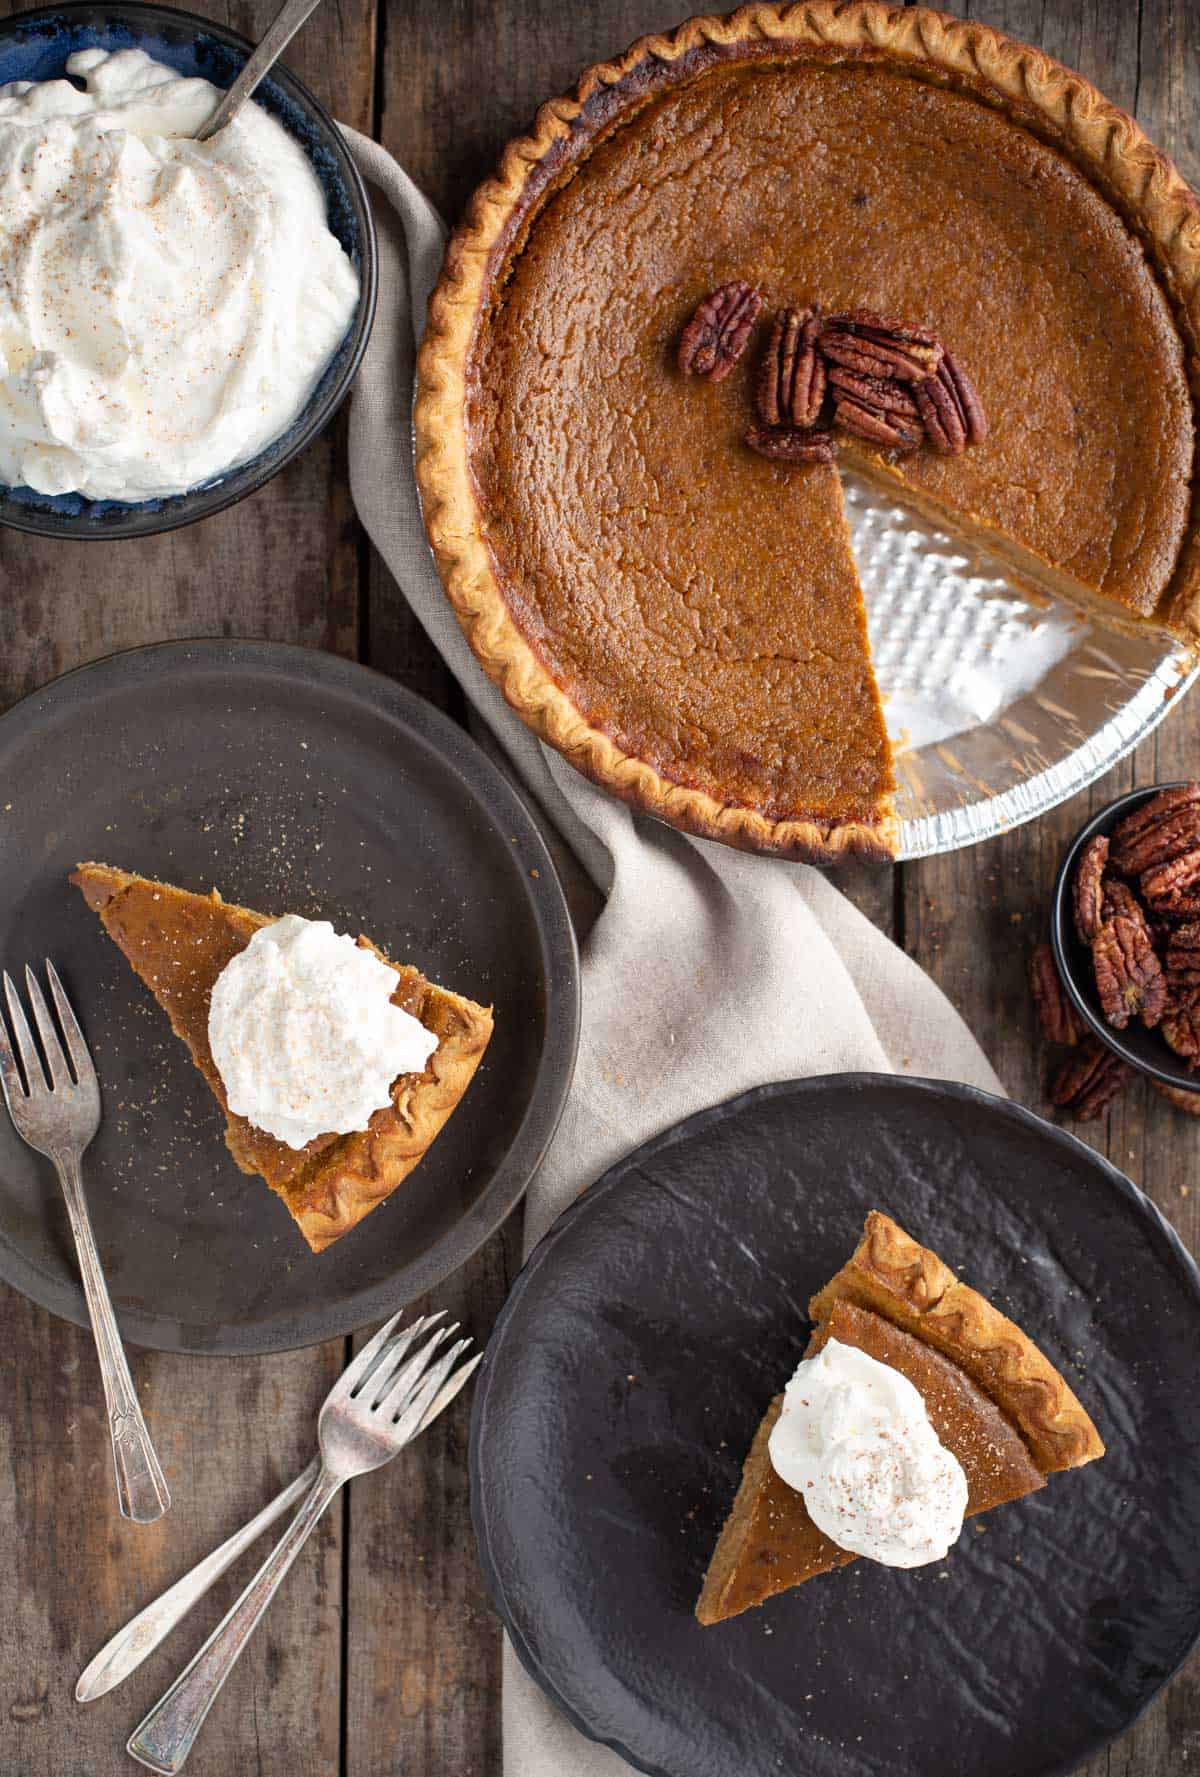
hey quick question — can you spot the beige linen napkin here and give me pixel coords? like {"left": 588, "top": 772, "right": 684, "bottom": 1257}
{"left": 342, "top": 130, "right": 1002, "bottom": 1776}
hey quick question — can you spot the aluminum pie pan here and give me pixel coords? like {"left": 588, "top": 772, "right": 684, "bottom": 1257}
{"left": 839, "top": 473, "right": 1200, "bottom": 862}
{"left": 411, "top": 394, "right": 1196, "bottom": 864}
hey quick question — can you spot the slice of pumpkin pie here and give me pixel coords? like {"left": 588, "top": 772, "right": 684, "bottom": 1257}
{"left": 696, "top": 1211, "right": 1104, "bottom": 1624}
{"left": 72, "top": 863, "right": 493, "bottom": 1253}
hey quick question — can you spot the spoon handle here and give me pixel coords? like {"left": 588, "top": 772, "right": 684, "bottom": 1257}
{"left": 196, "top": 0, "right": 326, "bottom": 141}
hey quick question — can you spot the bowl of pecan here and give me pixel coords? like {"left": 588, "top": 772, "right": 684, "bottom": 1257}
{"left": 1050, "top": 784, "right": 1200, "bottom": 1095}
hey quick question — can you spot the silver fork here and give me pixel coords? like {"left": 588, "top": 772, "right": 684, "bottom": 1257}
{"left": 127, "top": 1309, "right": 481, "bottom": 1774}
{"left": 77, "top": 1310, "right": 474, "bottom": 1701}
{"left": 0, "top": 964, "right": 169, "bottom": 1524}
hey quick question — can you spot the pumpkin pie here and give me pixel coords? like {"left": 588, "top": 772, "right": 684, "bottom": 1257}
{"left": 71, "top": 863, "right": 494, "bottom": 1253}
{"left": 415, "top": 3, "right": 1200, "bottom": 862}
{"left": 696, "top": 1210, "right": 1104, "bottom": 1623}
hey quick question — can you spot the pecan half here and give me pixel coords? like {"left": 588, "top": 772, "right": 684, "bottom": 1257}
{"left": 1092, "top": 916, "right": 1167, "bottom": 1029}
{"left": 914, "top": 351, "right": 988, "bottom": 455}
{"left": 1029, "top": 943, "right": 1080, "bottom": 1046}
{"left": 1072, "top": 835, "right": 1110, "bottom": 944}
{"left": 1165, "top": 922, "right": 1200, "bottom": 987}
{"left": 1049, "top": 1037, "right": 1133, "bottom": 1119}
{"left": 821, "top": 309, "right": 943, "bottom": 383}
{"left": 1153, "top": 1080, "right": 1200, "bottom": 1116}
{"left": 826, "top": 366, "right": 920, "bottom": 420}
{"left": 833, "top": 397, "right": 924, "bottom": 451}
{"left": 1163, "top": 1002, "right": 1200, "bottom": 1068}
{"left": 1102, "top": 876, "right": 1143, "bottom": 924}
{"left": 1142, "top": 847, "right": 1200, "bottom": 918}
{"left": 678, "top": 281, "right": 763, "bottom": 381}
{"left": 1109, "top": 783, "right": 1200, "bottom": 875}
{"left": 756, "top": 307, "right": 826, "bottom": 429}
{"left": 744, "top": 424, "right": 836, "bottom": 464}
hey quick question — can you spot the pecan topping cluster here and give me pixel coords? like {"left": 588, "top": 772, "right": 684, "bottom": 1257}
{"left": 1029, "top": 786, "right": 1200, "bottom": 1121}
{"left": 677, "top": 286, "right": 988, "bottom": 464}
{"left": 1073, "top": 786, "right": 1200, "bottom": 1068}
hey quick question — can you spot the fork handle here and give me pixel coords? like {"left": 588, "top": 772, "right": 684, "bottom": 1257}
{"left": 127, "top": 1467, "right": 343, "bottom": 1774}
{"left": 54, "top": 1151, "right": 170, "bottom": 1524}
{"left": 77, "top": 1455, "right": 322, "bottom": 1701}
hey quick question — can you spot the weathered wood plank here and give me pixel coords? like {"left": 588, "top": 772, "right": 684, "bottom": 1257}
{"left": 0, "top": 0, "right": 374, "bottom": 1769}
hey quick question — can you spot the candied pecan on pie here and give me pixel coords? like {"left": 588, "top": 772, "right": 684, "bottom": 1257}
{"left": 755, "top": 306, "right": 825, "bottom": 429}
{"left": 678, "top": 280, "right": 762, "bottom": 381}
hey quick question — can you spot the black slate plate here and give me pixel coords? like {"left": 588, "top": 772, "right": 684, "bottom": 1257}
{"left": 0, "top": 640, "right": 578, "bottom": 1353}
{"left": 471, "top": 1075, "right": 1200, "bottom": 1777}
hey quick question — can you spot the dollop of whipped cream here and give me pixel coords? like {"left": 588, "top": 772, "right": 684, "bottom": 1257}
{"left": 0, "top": 47, "right": 360, "bottom": 500}
{"left": 208, "top": 915, "right": 438, "bottom": 1150}
{"left": 768, "top": 1337, "right": 968, "bottom": 1568}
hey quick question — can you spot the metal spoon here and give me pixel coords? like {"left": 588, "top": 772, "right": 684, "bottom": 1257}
{"left": 196, "top": 0, "right": 325, "bottom": 142}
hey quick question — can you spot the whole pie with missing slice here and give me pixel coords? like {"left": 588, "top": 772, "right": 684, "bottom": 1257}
{"left": 72, "top": 864, "right": 493, "bottom": 1253}
{"left": 696, "top": 1210, "right": 1104, "bottom": 1623}
{"left": 415, "top": 3, "right": 1200, "bottom": 863}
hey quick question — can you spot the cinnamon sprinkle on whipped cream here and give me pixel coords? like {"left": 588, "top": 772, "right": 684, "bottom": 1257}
{"left": 0, "top": 47, "right": 359, "bottom": 501}
{"left": 208, "top": 915, "right": 437, "bottom": 1149}
{"left": 768, "top": 1337, "right": 968, "bottom": 1568}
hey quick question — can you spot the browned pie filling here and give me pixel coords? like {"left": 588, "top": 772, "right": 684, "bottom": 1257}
{"left": 696, "top": 1210, "right": 1105, "bottom": 1624}
{"left": 466, "top": 59, "right": 1193, "bottom": 845}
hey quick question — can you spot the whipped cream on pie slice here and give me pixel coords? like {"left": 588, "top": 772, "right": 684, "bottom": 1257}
{"left": 768, "top": 1336, "right": 968, "bottom": 1568}
{"left": 208, "top": 914, "right": 438, "bottom": 1149}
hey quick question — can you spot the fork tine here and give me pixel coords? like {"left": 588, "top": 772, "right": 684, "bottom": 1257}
{"left": 417, "top": 1350, "right": 483, "bottom": 1434}
{"left": 377, "top": 1330, "right": 465, "bottom": 1425}
{"left": 391, "top": 1337, "right": 473, "bottom": 1436}
{"left": 335, "top": 1309, "right": 446, "bottom": 1406}
{"left": 354, "top": 1317, "right": 438, "bottom": 1405}
{"left": 3, "top": 972, "right": 47, "bottom": 1096}
{"left": 0, "top": 991, "right": 25, "bottom": 1110}
{"left": 367, "top": 1322, "right": 457, "bottom": 1411}
{"left": 45, "top": 961, "right": 94, "bottom": 1086}
{"left": 24, "top": 967, "right": 66, "bottom": 1089}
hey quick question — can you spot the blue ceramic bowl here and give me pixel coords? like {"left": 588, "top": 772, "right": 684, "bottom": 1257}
{"left": 0, "top": 1, "right": 377, "bottom": 539}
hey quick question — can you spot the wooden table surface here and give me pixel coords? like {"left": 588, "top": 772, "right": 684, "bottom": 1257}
{"left": 1, "top": 1, "right": 1197, "bottom": 1773}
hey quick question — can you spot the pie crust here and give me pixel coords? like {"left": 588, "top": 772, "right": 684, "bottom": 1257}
{"left": 71, "top": 863, "right": 494, "bottom": 1253}
{"left": 415, "top": 1, "right": 1200, "bottom": 863}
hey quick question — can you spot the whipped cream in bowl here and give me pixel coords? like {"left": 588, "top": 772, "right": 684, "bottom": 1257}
{"left": 768, "top": 1336, "right": 969, "bottom": 1568}
{"left": 209, "top": 914, "right": 439, "bottom": 1150}
{"left": 0, "top": 9, "right": 375, "bottom": 537}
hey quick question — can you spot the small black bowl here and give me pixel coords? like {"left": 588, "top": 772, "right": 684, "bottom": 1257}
{"left": 1052, "top": 783, "right": 1200, "bottom": 1092}
{"left": 0, "top": 1, "right": 377, "bottom": 540}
